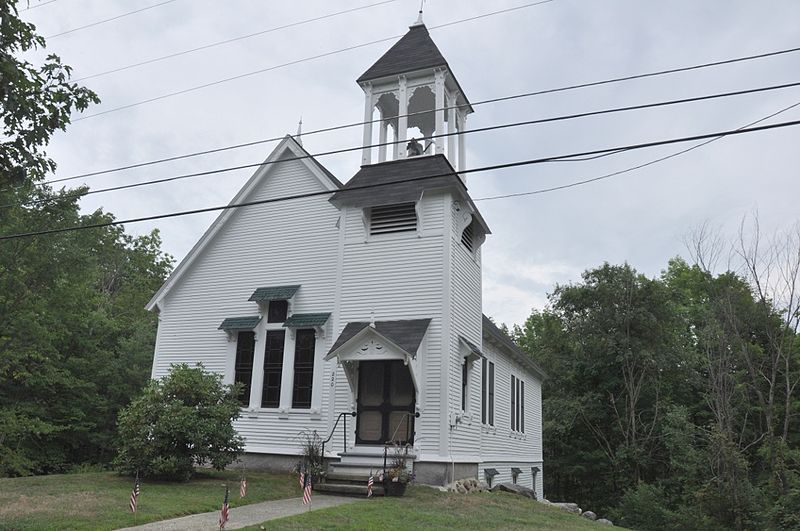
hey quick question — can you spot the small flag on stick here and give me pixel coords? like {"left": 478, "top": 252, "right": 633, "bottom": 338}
{"left": 367, "top": 470, "right": 374, "bottom": 498}
{"left": 240, "top": 475, "right": 247, "bottom": 498}
{"left": 302, "top": 471, "right": 312, "bottom": 505}
{"left": 129, "top": 474, "right": 140, "bottom": 513}
{"left": 219, "top": 486, "right": 230, "bottom": 529}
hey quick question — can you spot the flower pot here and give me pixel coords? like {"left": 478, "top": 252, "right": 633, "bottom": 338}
{"left": 385, "top": 480, "right": 407, "bottom": 496}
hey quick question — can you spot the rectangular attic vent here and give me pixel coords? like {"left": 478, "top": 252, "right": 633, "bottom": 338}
{"left": 369, "top": 202, "right": 417, "bottom": 235}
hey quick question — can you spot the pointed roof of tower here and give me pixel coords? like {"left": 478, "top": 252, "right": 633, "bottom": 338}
{"left": 357, "top": 24, "right": 448, "bottom": 83}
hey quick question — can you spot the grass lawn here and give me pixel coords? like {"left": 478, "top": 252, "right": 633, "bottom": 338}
{"left": 0, "top": 469, "right": 298, "bottom": 530}
{"left": 253, "top": 486, "right": 609, "bottom": 530}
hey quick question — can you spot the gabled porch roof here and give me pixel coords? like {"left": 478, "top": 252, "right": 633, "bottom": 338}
{"left": 326, "top": 319, "right": 431, "bottom": 360}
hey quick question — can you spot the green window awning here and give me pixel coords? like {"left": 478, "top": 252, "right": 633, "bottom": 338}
{"left": 248, "top": 285, "right": 300, "bottom": 302}
{"left": 283, "top": 313, "right": 331, "bottom": 328}
{"left": 218, "top": 316, "right": 261, "bottom": 330}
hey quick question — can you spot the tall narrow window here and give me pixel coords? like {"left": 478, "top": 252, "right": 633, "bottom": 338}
{"left": 461, "top": 362, "right": 468, "bottom": 411}
{"left": 292, "top": 329, "right": 316, "bottom": 409}
{"left": 488, "top": 361, "right": 495, "bottom": 426}
{"left": 481, "top": 358, "right": 487, "bottom": 424}
{"left": 261, "top": 330, "right": 285, "bottom": 408}
{"left": 520, "top": 380, "right": 525, "bottom": 433}
{"left": 234, "top": 331, "right": 255, "bottom": 406}
{"left": 511, "top": 376, "right": 516, "bottom": 430}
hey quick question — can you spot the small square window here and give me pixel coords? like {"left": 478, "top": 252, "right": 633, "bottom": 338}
{"left": 267, "top": 300, "right": 288, "bottom": 323}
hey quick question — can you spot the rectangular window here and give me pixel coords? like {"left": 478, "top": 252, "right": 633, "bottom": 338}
{"left": 369, "top": 202, "right": 417, "bottom": 235}
{"left": 234, "top": 331, "right": 255, "bottom": 406}
{"left": 461, "top": 362, "right": 468, "bottom": 411}
{"left": 261, "top": 330, "right": 286, "bottom": 408}
{"left": 511, "top": 376, "right": 516, "bottom": 431}
{"left": 267, "top": 300, "right": 288, "bottom": 323}
{"left": 481, "top": 358, "right": 487, "bottom": 424}
{"left": 488, "top": 361, "right": 495, "bottom": 426}
{"left": 510, "top": 376, "right": 525, "bottom": 433}
{"left": 291, "top": 329, "right": 316, "bottom": 409}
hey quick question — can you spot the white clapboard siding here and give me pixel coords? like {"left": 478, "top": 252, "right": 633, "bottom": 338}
{"left": 151, "top": 148, "right": 341, "bottom": 455}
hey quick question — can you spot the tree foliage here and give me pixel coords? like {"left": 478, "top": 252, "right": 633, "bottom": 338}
{"left": 114, "top": 364, "right": 245, "bottom": 481}
{"left": 0, "top": 1, "right": 173, "bottom": 476}
{"left": 514, "top": 247, "right": 800, "bottom": 530}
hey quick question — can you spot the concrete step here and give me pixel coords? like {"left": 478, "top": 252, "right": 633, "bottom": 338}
{"left": 329, "top": 462, "right": 384, "bottom": 477}
{"left": 316, "top": 482, "right": 385, "bottom": 497}
{"left": 326, "top": 471, "right": 382, "bottom": 484}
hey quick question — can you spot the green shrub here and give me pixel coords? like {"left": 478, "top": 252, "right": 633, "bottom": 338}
{"left": 113, "top": 364, "right": 244, "bottom": 481}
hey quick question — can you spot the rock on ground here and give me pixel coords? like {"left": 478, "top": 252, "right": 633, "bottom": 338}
{"left": 597, "top": 518, "right": 614, "bottom": 525}
{"left": 550, "top": 502, "right": 581, "bottom": 514}
{"left": 490, "top": 482, "right": 537, "bottom": 499}
{"left": 581, "top": 510, "right": 597, "bottom": 520}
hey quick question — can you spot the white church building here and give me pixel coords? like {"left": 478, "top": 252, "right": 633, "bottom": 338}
{"left": 147, "top": 17, "right": 546, "bottom": 495}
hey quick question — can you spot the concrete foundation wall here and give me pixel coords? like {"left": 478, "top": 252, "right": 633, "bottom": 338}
{"left": 413, "top": 461, "right": 478, "bottom": 486}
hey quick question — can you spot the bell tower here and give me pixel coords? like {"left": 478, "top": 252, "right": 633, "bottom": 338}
{"left": 357, "top": 18, "right": 473, "bottom": 173}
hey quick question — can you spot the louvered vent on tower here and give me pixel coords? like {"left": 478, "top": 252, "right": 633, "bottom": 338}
{"left": 369, "top": 202, "right": 417, "bottom": 235}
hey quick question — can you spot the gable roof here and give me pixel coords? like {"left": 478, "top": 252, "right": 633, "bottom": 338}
{"left": 218, "top": 316, "right": 261, "bottom": 330}
{"left": 330, "top": 154, "right": 490, "bottom": 234}
{"left": 482, "top": 314, "right": 548, "bottom": 380}
{"left": 145, "top": 136, "right": 340, "bottom": 312}
{"left": 328, "top": 319, "right": 432, "bottom": 356}
{"left": 357, "top": 24, "right": 448, "bottom": 83}
{"left": 283, "top": 313, "right": 331, "bottom": 328}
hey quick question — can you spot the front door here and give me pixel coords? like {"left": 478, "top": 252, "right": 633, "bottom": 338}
{"left": 356, "top": 360, "right": 415, "bottom": 445}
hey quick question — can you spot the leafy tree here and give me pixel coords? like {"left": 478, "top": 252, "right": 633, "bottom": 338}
{"left": 0, "top": 1, "right": 173, "bottom": 476}
{"left": 114, "top": 364, "right": 245, "bottom": 481}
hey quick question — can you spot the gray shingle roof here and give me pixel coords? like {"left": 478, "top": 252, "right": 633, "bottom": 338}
{"left": 482, "top": 315, "right": 547, "bottom": 380}
{"left": 357, "top": 24, "right": 448, "bottom": 83}
{"left": 218, "top": 316, "right": 261, "bottom": 330}
{"left": 328, "top": 319, "right": 432, "bottom": 356}
{"left": 248, "top": 285, "right": 300, "bottom": 302}
{"left": 330, "top": 154, "right": 459, "bottom": 206}
{"left": 329, "top": 154, "right": 490, "bottom": 235}
{"left": 283, "top": 313, "right": 331, "bottom": 328}
{"left": 459, "top": 336, "right": 484, "bottom": 359}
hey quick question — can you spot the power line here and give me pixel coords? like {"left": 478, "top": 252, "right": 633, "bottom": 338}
{"left": 71, "top": 0, "right": 400, "bottom": 82}
{"left": 47, "top": 55, "right": 800, "bottom": 186}
{"left": 11, "top": 79, "right": 800, "bottom": 210}
{"left": 69, "top": 1, "right": 557, "bottom": 121}
{"left": 3, "top": 118, "right": 799, "bottom": 241}
{"left": 45, "top": 0, "right": 178, "bottom": 39}
{"left": 19, "top": 0, "right": 60, "bottom": 11}
{"left": 473, "top": 100, "right": 800, "bottom": 202}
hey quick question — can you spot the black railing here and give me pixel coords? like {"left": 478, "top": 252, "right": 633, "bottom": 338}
{"left": 321, "top": 411, "right": 357, "bottom": 458}
{"left": 382, "top": 411, "right": 420, "bottom": 476}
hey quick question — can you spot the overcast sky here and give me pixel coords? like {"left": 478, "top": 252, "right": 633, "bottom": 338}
{"left": 21, "top": 0, "right": 800, "bottom": 327}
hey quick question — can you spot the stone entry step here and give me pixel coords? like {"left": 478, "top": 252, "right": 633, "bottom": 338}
{"left": 316, "top": 482, "right": 385, "bottom": 497}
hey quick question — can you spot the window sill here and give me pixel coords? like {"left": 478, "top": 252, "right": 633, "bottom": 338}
{"left": 241, "top": 407, "right": 321, "bottom": 419}
{"left": 508, "top": 431, "right": 527, "bottom": 440}
{"left": 481, "top": 425, "right": 496, "bottom": 435}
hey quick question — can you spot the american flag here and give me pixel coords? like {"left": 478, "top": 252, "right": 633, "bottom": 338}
{"left": 129, "top": 476, "right": 140, "bottom": 513}
{"left": 299, "top": 470, "right": 305, "bottom": 490}
{"left": 239, "top": 476, "right": 247, "bottom": 498}
{"left": 219, "top": 486, "right": 230, "bottom": 529}
{"left": 367, "top": 471, "right": 374, "bottom": 498}
{"left": 302, "top": 471, "right": 312, "bottom": 505}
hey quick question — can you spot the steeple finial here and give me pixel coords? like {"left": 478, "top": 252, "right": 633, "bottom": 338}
{"left": 412, "top": 0, "right": 425, "bottom": 26}
{"left": 295, "top": 117, "right": 303, "bottom": 145}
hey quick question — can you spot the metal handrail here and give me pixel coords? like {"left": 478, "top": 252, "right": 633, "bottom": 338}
{"left": 321, "top": 411, "right": 357, "bottom": 458}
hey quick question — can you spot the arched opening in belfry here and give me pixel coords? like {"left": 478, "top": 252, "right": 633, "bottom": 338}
{"left": 373, "top": 92, "right": 400, "bottom": 162}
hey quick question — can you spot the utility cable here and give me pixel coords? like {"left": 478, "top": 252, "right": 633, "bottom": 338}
{"left": 41, "top": 71, "right": 800, "bottom": 187}
{"left": 2, "top": 118, "right": 799, "bottom": 241}
{"left": 19, "top": 0, "right": 59, "bottom": 11}
{"left": 45, "top": 0, "right": 178, "bottom": 39}
{"left": 6, "top": 78, "right": 798, "bottom": 210}
{"left": 72, "top": 0, "right": 400, "bottom": 82}
{"left": 69, "top": 1, "right": 556, "bottom": 121}
{"left": 473, "top": 100, "right": 800, "bottom": 201}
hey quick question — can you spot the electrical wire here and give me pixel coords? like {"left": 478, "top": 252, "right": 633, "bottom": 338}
{"left": 2, "top": 118, "right": 798, "bottom": 241}
{"left": 19, "top": 0, "right": 59, "bottom": 11}
{"left": 71, "top": 0, "right": 400, "bottom": 82}
{"left": 45, "top": 0, "right": 178, "bottom": 39}
{"left": 473, "top": 100, "right": 800, "bottom": 202}
{"left": 69, "top": 1, "right": 556, "bottom": 121}
{"left": 44, "top": 65, "right": 800, "bottom": 186}
{"left": 7, "top": 78, "right": 799, "bottom": 210}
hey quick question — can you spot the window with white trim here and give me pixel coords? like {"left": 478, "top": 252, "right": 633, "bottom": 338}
{"left": 233, "top": 331, "right": 255, "bottom": 406}
{"left": 369, "top": 202, "right": 417, "bottom": 235}
{"left": 291, "top": 329, "right": 316, "bottom": 409}
{"left": 261, "top": 330, "right": 285, "bottom": 408}
{"left": 482, "top": 358, "right": 495, "bottom": 426}
{"left": 511, "top": 375, "right": 525, "bottom": 433}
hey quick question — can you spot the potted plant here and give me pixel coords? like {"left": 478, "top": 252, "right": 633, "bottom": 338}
{"left": 383, "top": 443, "right": 413, "bottom": 496}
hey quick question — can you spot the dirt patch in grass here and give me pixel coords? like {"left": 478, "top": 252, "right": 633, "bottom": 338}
{"left": 0, "top": 491, "right": 109, "bottom": 518}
